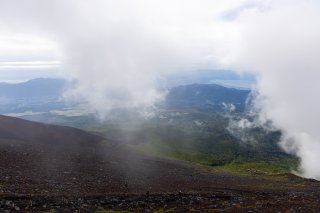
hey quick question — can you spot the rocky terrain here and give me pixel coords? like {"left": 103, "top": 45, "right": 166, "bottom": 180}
{"left": 2, "top": 188, "right": 320, "bottom": 212}
{"left": 0, "top": 115, "right": 320, "bottom": 212}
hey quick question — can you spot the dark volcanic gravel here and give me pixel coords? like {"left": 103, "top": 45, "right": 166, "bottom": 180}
{"left": 1, "top": 190, "right": 320, "bottom": 212}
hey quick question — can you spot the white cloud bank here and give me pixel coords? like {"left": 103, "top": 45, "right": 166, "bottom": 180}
{"left": 226, "top": 0, "right": 320, "bottom": 179}
{"left": 1, "top": 0, "right": 320, "bottom": 178}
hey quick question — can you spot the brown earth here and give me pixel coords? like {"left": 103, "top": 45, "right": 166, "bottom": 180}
{"left": 0, "top": 115, "right": 320, "bottom": 212}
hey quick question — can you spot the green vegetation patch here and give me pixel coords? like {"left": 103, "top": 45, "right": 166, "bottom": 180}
{"left": 222, "top": 160, "right": 298, "bottom": 175}
{"left": 83, "top": 110, "right": 299, "bottom": 176}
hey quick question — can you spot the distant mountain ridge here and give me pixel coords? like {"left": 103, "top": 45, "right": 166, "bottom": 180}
{"left": 0, "top": 78, "right": 68, "bottom": 114}
{"left": 165, "top": 83, "right": 251, "bottom": 112}
{"left": 0, "top": 78, "right": 66, "bottom": 99}
{"left": 0, "top": 78, "right": 251, "bottom": 114}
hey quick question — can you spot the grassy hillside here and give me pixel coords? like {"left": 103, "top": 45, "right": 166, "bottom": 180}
{"left": 14, "top": 105, "right": 299, "bottom": 175}
{"left": 0, "top": 79, "right": 290, "bottom": 174}
{"left": 81, "top": 110, "right": 299, "bottom": 175}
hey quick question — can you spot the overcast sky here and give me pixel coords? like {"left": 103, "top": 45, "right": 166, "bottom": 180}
{"left": 1, "top": 0, "right": 320, "bottom": 179}
{"left": 0, "top": 0, "right": 249, "bottom": 82}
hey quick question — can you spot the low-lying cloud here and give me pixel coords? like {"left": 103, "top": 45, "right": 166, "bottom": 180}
{"left": 0, "top": 0, "right": 243, "bottom": 116}
{"left": 226, "top": 0, "right": 320, "bottom": 179}
{"left": 1, "top": 0, "right": 320, "bottom": 179}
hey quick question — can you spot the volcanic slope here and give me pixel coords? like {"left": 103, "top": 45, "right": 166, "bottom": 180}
{"left": 1, "top": 115, "right": 320, "bottom": 212}
{"left": 0, "top": 114, "right": 256, "bottom": 195}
